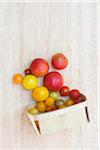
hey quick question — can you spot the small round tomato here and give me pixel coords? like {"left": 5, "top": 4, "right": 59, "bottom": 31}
{"left": 32, "top": 86, "right": 49, "bottom": 102}
{"left": 58, "top": 104, "right": 66, "bottom": 109}
{"left": 49, "top": 91, "right": 58, "bottom": 100}
{"left": 55, "top": 99, "right": 64, "bottom": 107}
{"left": 24, "top": 68, "right": 31, "bottom": 75}
{"left": 46, "top": 105, "right": 58, "bottom": 112}
{"left": 60, "top": 86, "right": 70, "bottom": 96}
{"left": 74, "top": 94, "right": 86, "bottom": 104}
{"left": 79, "top": 93, "right": 87, "bottom": 102}
{"left": 28, "top": 107, "right": 39, "bottom": 115}
{"left": 70, "top": 89, "right": 80, "bottom": 99}
{"left": 37, "top": 102, "right": 46, "bottom": 112}
{"left": 13, "top": 74, "right": 23, "bottom": 84}
{"left": 45, "top": 97, "right": 55, "bottom": 106}
{"left": 64, "top": 99, "right": 74, "bottom": 107}
{"left": 23, "top": 75, "right": 38, "bottom": 90}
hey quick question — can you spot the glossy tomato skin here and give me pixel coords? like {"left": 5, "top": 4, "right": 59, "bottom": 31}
{"left": 44, "top": 71, "right": 63, "bottom": 91}
{"left": 46, "top": 105, "right": 58, "bottom": 112}
{"left": 79, "top": 93, "right": 87, "bottom": 101}
{"left": 32, "top": 86, "right": 49, "bottom": 102}
{"left": 52, "top": 53, "right": 68, "bottom": 69}
{"left": 24, "top": 68, "right": 31, "bottom": 75}
{"left": 13, "top": 74, "right": 23, "bottom": 84}
{"left": 49, "top": 91, "right": 58, "bottom": 100}
{"left": 30, "top": 58, "right": 49, "bottom": 77}
{"left": 64, "top": 99, "right": 74, "bottom": 106}
{"left": 37, "top": 102, "right": 46, "bottom": 112}
{"left": 23, "top": 75, "right": 38, "bottom": 90}
{"left": 74, "top": 93, "right": 86, "bottom": 104}
{"left": 55, "top": 99, "right": 64, "bottom": 107}
{"left": 45, "top": 97, "right": 55, "bottom": 106}
{"left": 60, "top": 86, "right": 70, "bottom": 96}
{"left": 70, "top": 89, "right": 80, "bottom": 99}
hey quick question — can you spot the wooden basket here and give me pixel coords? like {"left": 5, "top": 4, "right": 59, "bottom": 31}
{"left": 26, "top": 101, "right": 90, "bottom": 135}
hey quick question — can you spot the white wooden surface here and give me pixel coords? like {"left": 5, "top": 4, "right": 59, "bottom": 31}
{"left": 0, "top": 2, "right": 98, "bottom": 150}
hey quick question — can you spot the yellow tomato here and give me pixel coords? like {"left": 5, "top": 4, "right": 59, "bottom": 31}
{"left": 23, "top": 75, "right": 38, "bottom": 90}
{"left": 32, "top": 86, "right": 49, "bottom": 102}
{"left": 13, "top": 73, "right": 23, "bottom": 84}
{"left": 37, "top": 102, "right": 46, "bottom": 112}
{"left": 59, "top": 104, "right": 66, "bottom": 109}
{"left": 28, "top": 107, "right": 39, "bottom": 115}
{"left": 45, "top": 97, "right": 55, "bottom": 106}
{"left": 64, "top": 99, "right": 74, "bottom": 107}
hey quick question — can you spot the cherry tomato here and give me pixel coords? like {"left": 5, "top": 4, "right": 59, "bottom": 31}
{"left": 23, "top": 75, "right": 38, "bottom": 90}
{"left": 60, "top": 86, "right": 70, "bottom": 96}
{"left": 55, "top": 99, "right": 64, "bottom": 107}
{"left": 28, "top": 107, "right": 39, "bottom": 115}
{"left": 70, "top": 89, "right": 80, "bottom": 99}
{"left": 37, "top": 102, "right": 46, "bottom": 112}
{"left": 79, "top": 93, "right": 87, "bottom": 102}
{"left": 74, "top": 94, "right": 86, "bottom": 104}
{"left": 32, "top": 86, "right": 49, "bottom": 102}
{"left": 46, "top": 105, "right": 58, "bottom": 112}
{"left": 24, "top": 68, "right": 31, "bottom": 75}
{"left": 45, "top": 97, "right": 55, "bottom": 106}
{"left": 58, "top": 104, "right": 66, "bottom": 109}
{"left": 13, "top": 74, "right": 23, "bottom": 84}
{"left": 64, "top": 99, "right": 74, "bottom": 107}
{"left": 49, "top": 91, "right": 58, "bottom": 100}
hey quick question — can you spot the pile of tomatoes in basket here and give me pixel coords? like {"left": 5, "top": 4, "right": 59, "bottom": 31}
{"left": 13, "top": 53, "right": 86, "bottom": 115}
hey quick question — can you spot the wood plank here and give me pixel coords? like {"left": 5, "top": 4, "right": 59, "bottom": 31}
{"left": 0, "top": 2, "right": 98, "bottom": 150}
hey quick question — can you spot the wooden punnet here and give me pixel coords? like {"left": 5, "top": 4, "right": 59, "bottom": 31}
{"left": 26, "top": 101, "right": 90, "bottom": 135}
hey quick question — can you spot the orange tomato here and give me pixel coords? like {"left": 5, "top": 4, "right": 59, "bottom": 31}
{"left": 37, "top": 102, "right": 46, "bottom": 112}
{"left": 46, "top": 105, "right": 58, "bottom": 112}
{"left": 59, "top": 104, "right": 66, "bottom": 109}
{"left": 45, "top": 97, "right": 54, "bottom": 106}
{"left": 32, "top": 86, "right": 49, "bottom": 102}
{"left": 13, "top": 74, "right": 23, "bottom": 84}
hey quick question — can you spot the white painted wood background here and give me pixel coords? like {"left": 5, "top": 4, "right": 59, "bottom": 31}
{"left": 0, "top": 2, "right": 98, "bottom": 150}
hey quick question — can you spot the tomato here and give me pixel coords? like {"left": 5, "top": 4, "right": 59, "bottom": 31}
{"left": 45, "top": 97, "right": 55, "bottom": 106}
{"left": 37, "top": 102, "right": 46, "bottom": 112}
{"left": 24, "top": 68, "right": 31, "bottom": 75}
{"left": 60, "top": 86, "right": 70, "bottom": 96}
{"left": 74, "top": 94, "right": 86, "bottom": 104}
{"left": 13, "top": 74, "right": 23, "bottom": 84}
{"left": 28, "top": 107, "right": 39, "bottom": 115}
{"left": 52, "top": 53, "right": 68, "bottom": 69}
{"left": 55, "top": 99, "right": 64, "bottom": 107}
{"left": 46, "top": 105, "right": 58, "bottom": 112}
{"left": 32, "top": 86, "right": 49, "bottom": 102}
{"left": 49, "top": 91, "right": 58, "bottom": 100}
{"left": 64, "top": 99, "right": 74, "bottom": 107}
{"left": 70, "top": 89, "right": 80, "bottom": 99}
{"left": 23, "top": 75, "right": 38, "bottom": 90}
{"left": 58, "top": 104, "right": 66, "bottom": 109}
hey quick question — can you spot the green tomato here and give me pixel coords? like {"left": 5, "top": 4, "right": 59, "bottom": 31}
{"left": 50, "top": 91, "right": 59, "bottom": 100}
{"left": 28, "top": 107, "right": 39, "bottom": 115}
{"left": 55, "top": 99, "right": 64, "bottom": 107}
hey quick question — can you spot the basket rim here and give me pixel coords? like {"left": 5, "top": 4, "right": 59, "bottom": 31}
{"left": 26, "top": 101, "right": 87, "bottom": 120}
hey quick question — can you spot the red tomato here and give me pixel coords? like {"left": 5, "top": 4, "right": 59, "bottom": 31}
{"left": 74, "top": 93, "right": 86, "bottom": 104}
{"left": 70, "top": 89, "right": 80, "bottom": 99}
{"left": 60, "top": 86, "right": 70, "bottom": 96}
{"left": 52, "top": 53, "right": 68, "bottom": 70}
{"left": 24, "top": 68, "right": 31, "bottom": 75}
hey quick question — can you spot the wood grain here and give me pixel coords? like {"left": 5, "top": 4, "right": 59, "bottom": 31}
{"left": 0, "top": 2, "right": 98, "bottom": 150}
